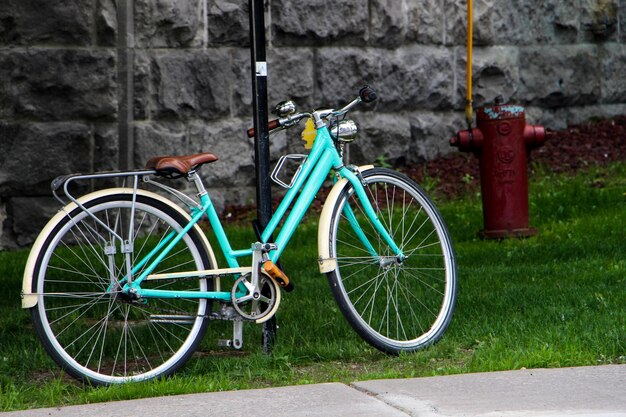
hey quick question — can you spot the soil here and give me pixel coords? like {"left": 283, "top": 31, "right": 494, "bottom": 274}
{"left": 222, "top": 115, "right": 626, "bottom": 222}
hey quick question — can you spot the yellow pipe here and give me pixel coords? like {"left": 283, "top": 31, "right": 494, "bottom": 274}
{"left": 465, "top": 0, "right": 474, "bottom": 129}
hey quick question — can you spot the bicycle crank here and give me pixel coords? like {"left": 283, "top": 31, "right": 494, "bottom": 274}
{"left": 230, "top": 272, "right": 281, "bottom": 323}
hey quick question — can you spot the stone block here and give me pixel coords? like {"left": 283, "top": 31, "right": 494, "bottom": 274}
{"left": 94, "top": 124, "right": 119, "bottom": 172}
{"left": 407, "top": 0, "right": 445, "bottom": 45}
{"left": 315, "top": 48, "right": 382, "bottom": 108}
{"left": 135, "top": 0, "right": 203, "bottom": 47}
{"left": 133, "top": 121, "right": 188, "bottom": 169}
{"left": 377, "top": 45, "right": 455, "bottom": 111}
{"left": 133, "top": 51, "right": 151, "bottom": 120}
{"left": 271, "top": 0, "right": 368, "bottom": 46}
{"left": 6, "top": 196, "right": 59, "bottom": 247}
{"left": 150, "top": 50, "right": 231, "bottom": 121}
{"left": 492, "top": 0, "right": 579, "bottom": 45}
{"left": 370, "top": 0, "right": 414, "bottom": 47}
{"left": 230, "top": 49, "right": 253, "bottom": 118}
{"left": 96, "top": 0, "right": 117, "bottom": 46}
{"left": 620, "top": 0, "right": 626, "bottom": 42}
{"left": 445, "top": 0, "right": 495, "bottom": 46}
{"left": 0, "top": 122, "right": 92, "bottom": 196}
{"left": 348, "top": 112, "right": 412, "bottom": 166}
{"left": 518, "top": 45, "right": 601, "bottom": 108}
{"left": 188, "top": 120, "right": 255, "bottom": 188}
{"left": 0, "top": 0, "right": 94, "bottom": 46}
{"left": 523, "top": 106, "right": 566, "bottom": 131}
{"left": 267, "top": 48, "right": 315, "bottom": 109}
{"left": 579, "top": 0, "right": 619, "bottom": 41}
{"left": 562, "top": 103, "right": 626, "bottom": 126}
{"left": 207, "top": 0, "right": 249, "bottom": 46}
{"left": 409, "top": 111, "right": 463, "bottom": 161}
{"left": 458, "top": 46, "right": 520, "bottom": 108}
{"left": 600, "top": 43, "right": 626, "bottom": 103}
{"left": 527, "top": 103, "right": 626, "bottom": 131}
{"left": 0, "top": 49, "right": 116, "bottom": 121}
{"left": 317, "top": 45, "right": 454, "bottom": 113}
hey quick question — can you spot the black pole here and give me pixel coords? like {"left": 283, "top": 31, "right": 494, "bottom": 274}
{"left": 248, "top": 0, "right": 277, "bottom": 352}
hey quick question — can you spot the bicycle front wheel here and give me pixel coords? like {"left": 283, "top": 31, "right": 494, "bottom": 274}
{"left": 29, "top": 190, "right": 214, "bottom": 385}
{"left": 325, "top": 168, "right": 456, "bottom": 354}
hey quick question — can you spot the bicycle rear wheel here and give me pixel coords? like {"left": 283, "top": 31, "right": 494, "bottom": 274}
{"left": 29, "top": 191, "right": 214, "bottom": 385}
{"left": 325, "top": 168, "right": 456, "bottom": 353}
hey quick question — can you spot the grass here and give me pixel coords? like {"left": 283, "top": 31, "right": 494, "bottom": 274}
{"left": 1, "top": 162, "right": 625, "bottom": 411}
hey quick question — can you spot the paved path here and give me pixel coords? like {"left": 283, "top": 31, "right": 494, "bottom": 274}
{"left": 3, "top": 365, "right": 625, "bottom": 416}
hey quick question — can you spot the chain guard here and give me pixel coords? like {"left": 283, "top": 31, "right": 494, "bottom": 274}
{"left": 230, "top": 272, "right": 281, "bottom": 323}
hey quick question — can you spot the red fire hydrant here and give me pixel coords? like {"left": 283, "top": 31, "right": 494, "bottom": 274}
{"left": 450, "top": 102, "right": 546, "bottom": 238}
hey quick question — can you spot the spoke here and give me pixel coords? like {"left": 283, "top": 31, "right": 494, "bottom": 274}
{"left": 345, "top": 270, "right": 384, "bottom": 296}
{"left": 46, "top": 264, "right": 104, "bottom": 283}
{"left": 346, "top": 270, "right": 385, "bottom": 310}
{"left": 336, "top": 234, "right": 374, "bottom": 254}
{"left": 90, "top": 296, "right": 115, "bottom": 374}
{"left": 398, "top": 272, "right": 440, "bottom": 318}
{"left": 364, "top": 270, "right": 388, "bottom": 325}
{"left": 396, "top": 272, "right": 425, "bottom": 336}
{"left": 52, "top": 241, "right": 106, "bottom": 287}
{"left": 404, "top": 238, "right": 442, "bottom": 258}
{"left": 336, "top": 261, "right": 376, "bottom": 282}
{"left": 403, "top": 268, "right": 446, "bottom": 296}
{"left": 401, "top": 216, "right": 431, "bottom": 252}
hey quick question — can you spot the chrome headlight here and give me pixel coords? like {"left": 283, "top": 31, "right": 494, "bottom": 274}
{"left": 330, "top": 120, "right": 358, "bottom": 143}
{"left": 273, "top": 100, "right": 296, "bottom": 117}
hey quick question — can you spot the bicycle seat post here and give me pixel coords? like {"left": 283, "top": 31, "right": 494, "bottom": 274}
{"left": 187, "top": 170, "right": 207, "bottom": 197}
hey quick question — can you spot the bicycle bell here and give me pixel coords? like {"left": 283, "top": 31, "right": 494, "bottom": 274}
{"left": 273, "top": 100, "right": 297, "bottom": 117}
{"left": 330, "top": 120, "right": 358, "bottom": 143}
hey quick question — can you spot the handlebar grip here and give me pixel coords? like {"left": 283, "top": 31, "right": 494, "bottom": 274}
{"left": 359, "top": 86, "right": 378, "bottom": 103}
{"left": 247, "top": 119, "right": 281, "bottom": 138}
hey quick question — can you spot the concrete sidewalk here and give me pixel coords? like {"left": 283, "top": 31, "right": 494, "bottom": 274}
{"left": 3, "top": 365, "right": 625, "bottom": 417}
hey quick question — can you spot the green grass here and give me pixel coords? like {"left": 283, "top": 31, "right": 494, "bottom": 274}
{"left": 1, "top": 163, "right": 625, "bottom": 411}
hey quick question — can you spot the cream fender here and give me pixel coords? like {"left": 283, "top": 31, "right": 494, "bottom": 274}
{"left": 317, "top": 165, "right": 374, "bottom": 274}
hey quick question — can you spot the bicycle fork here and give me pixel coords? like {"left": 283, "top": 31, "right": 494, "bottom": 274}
{"left": 340, "top": 168, "right": 405, "bottom": 263}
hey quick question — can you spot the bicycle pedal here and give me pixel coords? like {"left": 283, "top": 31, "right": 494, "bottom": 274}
{"left": 217, "top": 339, "right": 243, "bottom": 349}
{"left": 263, "top": 260, "right": 293, "bottom": 292}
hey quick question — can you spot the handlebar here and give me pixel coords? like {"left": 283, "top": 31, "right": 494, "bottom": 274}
{"left": 247, "top": 119, "right": 281, "bottom": 138}
{"left": 246, "top": 86, "right": 377, "bottom": 139}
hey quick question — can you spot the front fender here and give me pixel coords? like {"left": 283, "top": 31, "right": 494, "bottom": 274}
{"left": 317, "top": 165, "right": 374, "bottom": 273}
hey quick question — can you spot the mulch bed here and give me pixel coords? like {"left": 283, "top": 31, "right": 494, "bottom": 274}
{"left": 222, "top": 115, "right": 626, "bottom": 222}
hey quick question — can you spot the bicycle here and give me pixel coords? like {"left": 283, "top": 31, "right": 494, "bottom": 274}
{"left": 21, "top": 87, "right": 457, "bottom": 385}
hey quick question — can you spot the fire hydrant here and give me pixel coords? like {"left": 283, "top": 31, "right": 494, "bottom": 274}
{"left": 450, "top": 102, "right": 546, "bottom": 238}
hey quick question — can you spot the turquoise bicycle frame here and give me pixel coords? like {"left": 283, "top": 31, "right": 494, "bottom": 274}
{"left": 124, "top": 122, "right": 403, "bottom": 301}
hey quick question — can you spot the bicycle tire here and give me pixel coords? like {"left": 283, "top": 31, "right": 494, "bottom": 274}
{"left": 29, "top": 191, "right": 214, "bottom": 385}
{"left": 325, "top": 168, "right": 457, "bottom": 354}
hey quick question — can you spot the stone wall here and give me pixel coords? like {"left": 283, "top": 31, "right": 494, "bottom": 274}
{"left": 1, "top": 0, "right": 625, "bottom": 248}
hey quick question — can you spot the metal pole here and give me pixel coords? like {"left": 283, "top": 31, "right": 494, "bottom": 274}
{"left": 116, "top": 0, "right": 134, "bottom": 172}
{"left": 248, "top": 0, "right": 277, "bottom": 352}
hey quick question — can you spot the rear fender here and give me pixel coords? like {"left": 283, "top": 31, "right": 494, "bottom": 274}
{"left": 22, "top": 188, "right": 217, "bottom": 308}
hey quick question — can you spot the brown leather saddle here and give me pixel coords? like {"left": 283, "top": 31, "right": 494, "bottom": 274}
{"left": 145, "top": 152, "right": 218, "bottom": 176}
